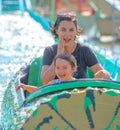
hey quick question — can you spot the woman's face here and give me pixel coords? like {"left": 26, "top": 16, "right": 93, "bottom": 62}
{"left": 56, "top": 20, "right": 77, "bottom": 46}
{"left": 55, "top": 58, "right": 75, "bottom": 81}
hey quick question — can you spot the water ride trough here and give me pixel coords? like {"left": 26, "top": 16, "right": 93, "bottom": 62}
{"left": 1, "top": 11, "right": 120, "bottom": 130}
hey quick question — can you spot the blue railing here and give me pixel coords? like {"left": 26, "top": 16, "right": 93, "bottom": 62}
{"left": 0, "top": 0, "right": 31, "bottom": 16}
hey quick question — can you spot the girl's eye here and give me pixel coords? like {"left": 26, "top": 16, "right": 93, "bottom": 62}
{"left": 63, "top": 66, "right": 67, "bottom": 69}
{"left": 61, "top": 28, "right": 66, "bottom": 31}
{"left": 56, "top": 66, "right": 60, "bottom": 69}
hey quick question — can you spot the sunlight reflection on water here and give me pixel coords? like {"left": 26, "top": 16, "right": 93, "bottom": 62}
{"left": 0, "top": 12, "right": 54, "bottom": 128}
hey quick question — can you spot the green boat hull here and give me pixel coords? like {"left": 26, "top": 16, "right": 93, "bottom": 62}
{"left": 22, "top": 80, "right": 120, "bottom": 130}
{"left": 1, "top": 79, "right": 120, "bottom": 130}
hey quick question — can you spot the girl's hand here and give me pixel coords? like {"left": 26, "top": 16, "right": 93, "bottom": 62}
{"left": 94, "top": 70, "right": 110, "bottom": 80}
{"left": 16, "top": 83, "right": 26, "bottom": 91}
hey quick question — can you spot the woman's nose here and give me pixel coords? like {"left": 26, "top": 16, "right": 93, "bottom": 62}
{"left": 64, "top": 31, "right": 71, "bottom": 37}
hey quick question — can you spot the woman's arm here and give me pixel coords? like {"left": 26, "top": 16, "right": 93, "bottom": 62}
{"left": 90, "top": 63, "right": 110, "bottom": 79}
{"left": 41, "top": 62, "right": 56, "bottom": 84}
{"left": 41, "top": 43, "right": 65, "bottom": 85}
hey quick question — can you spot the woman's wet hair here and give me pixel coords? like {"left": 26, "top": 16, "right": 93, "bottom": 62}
{"left": 49, "top": 12, "right": 82, "bottom": 39}
{"left": 54, "top": 53, "right": 77, "bottom": 68}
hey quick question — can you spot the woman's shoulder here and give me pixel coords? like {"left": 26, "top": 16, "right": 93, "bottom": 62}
{"left": 45, "top": 44, "right": 57, "bottom": 50}
{"left": 47, "top": 44, "right": 57, "bottom": 48}
{"left": 77, "top": 42, "right": 90, "bottom": 48}
{"left": 44, "top": 44, "right": 57, "bottom": 55}
{"left": 76, "top": 42, "right": 91, "bottom": 52}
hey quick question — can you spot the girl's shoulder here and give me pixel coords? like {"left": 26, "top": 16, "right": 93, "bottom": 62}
{"left": 47, "top": 79, "right": 61, "bottom": 85}
{"left": 55, "top": 79, "right": 61, "bottom": 83}
{"left": 47, "top": 79, "right": 56, "bottom": 85}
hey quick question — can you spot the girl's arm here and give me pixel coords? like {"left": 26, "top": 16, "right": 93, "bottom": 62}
{"left": 16, "top": 83, "right": 38, "bottom": 93}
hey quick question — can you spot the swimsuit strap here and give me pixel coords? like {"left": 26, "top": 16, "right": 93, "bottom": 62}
{"left": 55, "top": 79, "right": 61, "bottom": 83}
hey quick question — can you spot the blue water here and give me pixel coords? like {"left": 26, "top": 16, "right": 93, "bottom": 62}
{"left": 0, "top": 12, "right": 54, "bottom": 128}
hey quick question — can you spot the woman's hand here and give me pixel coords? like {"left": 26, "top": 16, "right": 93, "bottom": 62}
{"left": 57, "top": 43, "right": 64, "bottom": 54}
{"left": 94, "top": 70, "right": 110, "bottom": 80}
{"left": 57, "top": 37, "right": 65, "bottom": 54}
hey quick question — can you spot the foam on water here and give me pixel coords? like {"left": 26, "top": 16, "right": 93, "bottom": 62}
{"left": 0, "top": 12, "right": 54, "bottom": 129}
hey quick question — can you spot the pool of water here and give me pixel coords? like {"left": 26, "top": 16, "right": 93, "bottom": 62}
{"left": 0, "top": 12, "right": 54, "bottom": 129}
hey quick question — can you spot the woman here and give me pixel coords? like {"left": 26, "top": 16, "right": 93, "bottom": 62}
{"left": 16, "top": 53, "right": 77, "bottom": 92}
{"left": 41, "top": 11, "right": 110, "bottom": 84}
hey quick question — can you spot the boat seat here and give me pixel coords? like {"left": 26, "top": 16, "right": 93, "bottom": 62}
{"left": 87, "top": 67, "right": 94, "bottom": 78}
{"left": 28, "top": 55, "right": 120, "bottom": 87}
{"left": 95, "top": 50, "right": 120, "bottom": 81}
{"left": 28, "top": 56, "right": 94, "bottom": 87}
{"left": 28, "top": 56, "right": 43, "bottom": 87}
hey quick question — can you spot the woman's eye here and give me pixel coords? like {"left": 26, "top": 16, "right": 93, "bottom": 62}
{"left": 63, "top": 66, "right": 67, "bottom": 69}
{"left": 70, "top": 28, "right": 74, "bottom": 32}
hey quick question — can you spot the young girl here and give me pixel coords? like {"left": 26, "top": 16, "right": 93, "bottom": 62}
{"left": 16, "top": 53, "right": 77, "bottom": 93}
{"left": 49, "top": 53, "right": 77, "bottom": 84}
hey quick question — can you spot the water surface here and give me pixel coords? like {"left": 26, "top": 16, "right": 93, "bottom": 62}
{"left": 0, "top": 12, "right": 54, "bottom": 128}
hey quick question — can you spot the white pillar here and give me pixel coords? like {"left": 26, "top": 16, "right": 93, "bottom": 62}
{"left": 0, "top": 0, "right": 2, "bottom": 15}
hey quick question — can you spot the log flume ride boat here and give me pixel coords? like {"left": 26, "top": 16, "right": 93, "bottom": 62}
{"left": 1, "top": 10, "right": 120, "bottom": 130}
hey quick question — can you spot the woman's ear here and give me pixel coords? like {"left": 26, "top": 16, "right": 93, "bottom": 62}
{"left": 56, "top": 29, "right": 58, "bottom": 35}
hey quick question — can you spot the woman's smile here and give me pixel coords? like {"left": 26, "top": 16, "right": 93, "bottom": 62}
{"left": 64, "top": 38, "right": 71, "bottom": 44}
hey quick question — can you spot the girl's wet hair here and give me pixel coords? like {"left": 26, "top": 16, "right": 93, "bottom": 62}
{"left": 50, "top": 12, "right": 82, "bottom": 39}
{"left": 54, "top": 53, "right": 77, "bottom": 67}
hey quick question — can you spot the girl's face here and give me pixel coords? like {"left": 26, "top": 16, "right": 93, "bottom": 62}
{"left": 55, "top": 58, "right": 75, "bottom": 82}
{"left": 56, "top": 20, "right": 77, "bottom": 46}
